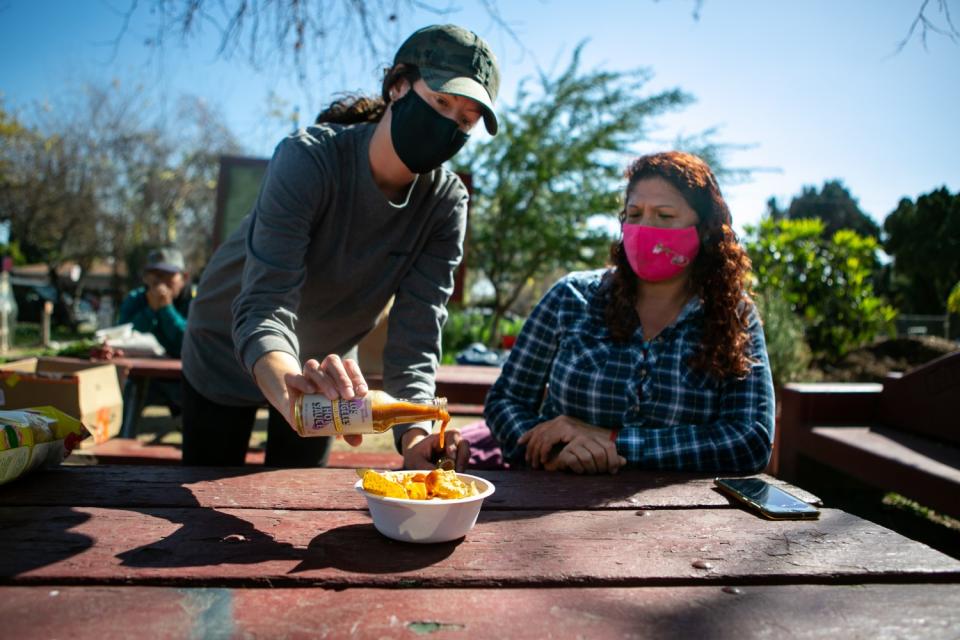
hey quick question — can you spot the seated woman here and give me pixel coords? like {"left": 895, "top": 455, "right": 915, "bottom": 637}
{"left": 482, "top": 151, "right": 775, "bottom": 474}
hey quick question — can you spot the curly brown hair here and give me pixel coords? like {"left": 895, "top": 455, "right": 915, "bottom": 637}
{"left": 605, "top": 151, "right": 756, "bottom": 380}
{"left": 315, "top": 65, "right": 420, "bottom": 125}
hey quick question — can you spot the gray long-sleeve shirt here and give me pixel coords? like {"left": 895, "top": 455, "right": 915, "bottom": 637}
{"left": 182, "top": 123, "right": 468, "bottom": 439}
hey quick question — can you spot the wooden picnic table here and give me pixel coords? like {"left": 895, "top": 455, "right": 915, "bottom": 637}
{"left": 1, "top": 466, "right": 959, "bottom": 638}
{"left": 105, "top": 357, "right": 503, "bottom": 395}
{"left": 111, "top": 355, "right": 185, "bottom": 381}
{"left": 84, "top": 356, "right": 500, "bottom": 437}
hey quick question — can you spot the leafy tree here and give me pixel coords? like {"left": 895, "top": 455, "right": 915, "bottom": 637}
{"left": 0, "top": 104, "right": 25, "bottom": 177}
{"left": 114, "top": 0, "right": 516, "bottom": 85}
{"left": 59, "top": 85, "right": 240, "bottom": 283}
{"left": 0, "top": 84, "right": 242, "bottom": 321}
{"left": 0, "top": 105, "right": 102, "bottom": 325}
{"left": 453, "top": 44, "right": 703, "bottom": 346}
{"left": 767, "top": 180, "right": 880, "bottom": 239}
{"left": 0, "top": 242, "right": 27, "bottom": 266}
{"left": 745, "top": 218, "right": 896, "bottom": 360}
{"left": 114, "top": 0, "right": 956, "bottom": 83}
{"left": 883, "top": 187, "right": 960, "bottom": 314}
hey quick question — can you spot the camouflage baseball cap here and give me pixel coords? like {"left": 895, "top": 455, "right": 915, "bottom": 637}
{"left": 145, "top": 247, "right": 185, "bottom": 274}
{"left": 394, "top": 24, "right": 500, "bottom": 135}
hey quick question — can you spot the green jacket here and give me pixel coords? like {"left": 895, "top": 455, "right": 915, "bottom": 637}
{"left": 118, "top": 286, "right": 193, "bottom": 358}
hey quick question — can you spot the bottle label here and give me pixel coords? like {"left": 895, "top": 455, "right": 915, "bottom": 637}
{"left": 300, "top": 395, "right": 373, "bottom": 435}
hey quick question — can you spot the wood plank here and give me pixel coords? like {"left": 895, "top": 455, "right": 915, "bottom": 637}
{"left": 3, "top": 584, "right": 959, "bottom": 640}
{"left": 46, "top": 355, "right": 184, "bottom": 380}
{"left": 780, "top": 384, "right": 881, "bottom": 425}
{"left": 802, "top": 425, "right": 960, "bottom": 519}
{"left": 69, "top": 439, "right": 404, "bottom": 469}
{"left": 71, "top": 438, "right": 265, "bottom": 465}
{"left": 0, "top": 467, "right": 820, "bottom": 510}
{"left": 114, "top": 357, "right": 183, "bottom": 380}
{"left": 74, "top": 356, "right": 501, "bottom": 400}
{"left": 812, "top": 426, "right": 960, "bottom": 482}
{"left": 2, "top": 506, "right": 957, "bottom": 586}
{"left": 446, "top": 402, "right": 484, "bottom": 415}
{"left": 367, "top": 365, "right": 500, "bottom": 406}
{"left": 880, "top": 351, "right": 960, "bottom": 445}
{"left": 778, "top": 383, "right": 881, "bottom": 481}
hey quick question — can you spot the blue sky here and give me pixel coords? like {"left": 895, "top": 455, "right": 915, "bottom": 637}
{"left": 1, "top": 0, "right": 957, "bottom": 235}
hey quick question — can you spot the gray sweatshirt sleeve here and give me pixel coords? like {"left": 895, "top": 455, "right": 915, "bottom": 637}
{"left": 388, "top": 186, "right": 469, "bottom": 448}
{"left": 232, "top": 137, "right": 329, "bottom": 374}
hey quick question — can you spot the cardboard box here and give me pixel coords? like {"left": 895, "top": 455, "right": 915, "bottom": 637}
{"left": 0, "top": 357, "right": 123, "bottom": 445}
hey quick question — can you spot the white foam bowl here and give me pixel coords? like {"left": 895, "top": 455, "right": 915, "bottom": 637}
{"left": 354, "top": 472, "right": 496, "bottom": 544}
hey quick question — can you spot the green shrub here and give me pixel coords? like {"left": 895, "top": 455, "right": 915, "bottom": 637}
{"left": 745, "top": 218, "right": 897, "bottom": 361}
{"left": 947, "top": 281, "right": 960, "bottom": 315}
{"left": 441, "top": 306, "right": 525, "bottom": 364}
{"left": 755, "top": 287, "right": 812, "bottom": 389}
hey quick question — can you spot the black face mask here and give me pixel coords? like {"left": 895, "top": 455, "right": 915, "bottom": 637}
{"left": 390, "top": 89, "right": 469, "bottom": 174}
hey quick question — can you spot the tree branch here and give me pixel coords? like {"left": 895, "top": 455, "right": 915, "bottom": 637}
{"left": 111, "top": 0, "right": 520, "bottom": 88}
{"left": 895, "top": 0, "right": 960, "bottom": 53}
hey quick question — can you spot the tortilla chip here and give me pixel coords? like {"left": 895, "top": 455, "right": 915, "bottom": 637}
{"left": 362, "top": 469, "right": 408, "bottom": 499}
{"left": 425, "top": 469, "right": 477, "bottom": 499}
{"left": 361, "top": 468, "right": 479, "bottom": 500}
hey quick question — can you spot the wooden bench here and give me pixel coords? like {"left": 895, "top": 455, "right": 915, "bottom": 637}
{"left": 366, "top": 364, "right": 500, "bottom": 416}
{"left": 70, "top": 438, "right": 403, "bottom": 469}
{"left": 778, "top": 350, "right": 960, "bottom": 519}
{"left": 78, "top": 356, "right": 500, "bottom": 437}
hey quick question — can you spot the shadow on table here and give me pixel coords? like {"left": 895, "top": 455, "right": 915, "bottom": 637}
{"left": 113, "top": 469, "right": 456, "bottom": 573}
{"left": 115, "top": 467, "right": 299, "bottom": 570}
{"left": 291, "top": 524, "right": 460, "bottom": 574}
{"left": 116, "top": 511, "right": 301, "bottom": 569}
{"left": 0, "top": 506, "right": 95, "bottom": 579}
{"left": 118, "top": 520, "right": 459, "bottom": 575}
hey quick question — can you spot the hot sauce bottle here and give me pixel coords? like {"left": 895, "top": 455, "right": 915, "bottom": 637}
{"left": 294, "top": 390, "right": 451, "bottom": 446}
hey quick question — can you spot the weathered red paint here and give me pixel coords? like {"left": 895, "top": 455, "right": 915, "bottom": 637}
{"left": 2, "top": 585, "right": 960, "bottom": 640}
{"left": 0, "top": 467, "right": 819, "bottom": 510}
{"left": 1, "top": 466, "right": 959, "bottom": 637}
{"left": 2, "top": 505, "right": 958, "bottom": 586}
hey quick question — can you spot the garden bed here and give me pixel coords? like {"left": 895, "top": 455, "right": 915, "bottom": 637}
{"left": 814, "top": 335, "right": 957, "bottom": 382}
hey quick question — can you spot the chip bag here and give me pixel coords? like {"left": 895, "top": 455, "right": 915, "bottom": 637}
{"left": 0, "top": 406, "right": 90, "bottom": 486}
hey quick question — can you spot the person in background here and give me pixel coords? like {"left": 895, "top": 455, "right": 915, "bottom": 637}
{"left": 102, "top": 246, "right": 193, "bottom": 423}
{"left": 482, "top": 151, "right": 775, "bottom": 475}
{"left": 181, "top": 24, "right": 500, "bottom": 469}
{"left": 118, "top": 246, "right": 192, "bottom": 358}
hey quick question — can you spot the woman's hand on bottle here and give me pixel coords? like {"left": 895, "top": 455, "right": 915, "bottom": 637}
{"left": 401, "top": 429, "right": 471, "bottom": 471}
{"left": 256, "top": 351, "right": 307, "bottom": 430}
{"left": 518, "top": 415, "right": 625, "bottom": 475}
{"left": 281, "top": 354, "right": 368, "bottom": 447}
{"left": 300, "top": 355, "right": 368, "bottom": 401}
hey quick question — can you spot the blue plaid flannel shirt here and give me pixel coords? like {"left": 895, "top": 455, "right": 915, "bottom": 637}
{"left": 484, "top": 269, "right": 775, "bottom": 472}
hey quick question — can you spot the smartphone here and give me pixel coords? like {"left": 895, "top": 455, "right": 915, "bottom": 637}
{"left": 714, "top": 477, "right": 820, "bottom": 520}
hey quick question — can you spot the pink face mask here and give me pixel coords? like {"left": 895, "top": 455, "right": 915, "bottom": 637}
{"left": 622, "top": 223, "right": 700, "bottom": 282}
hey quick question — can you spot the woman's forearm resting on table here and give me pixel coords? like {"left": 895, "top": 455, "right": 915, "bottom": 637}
{"left": 500, "top": 364, "right": 775, "bottom": 472}
{"left": 613, "top": 416, "right": 772, "bottom": 473}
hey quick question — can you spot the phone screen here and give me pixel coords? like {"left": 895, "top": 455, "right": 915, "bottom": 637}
{"left": 715, "top": 478, "right": 819, "bottom": 519}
